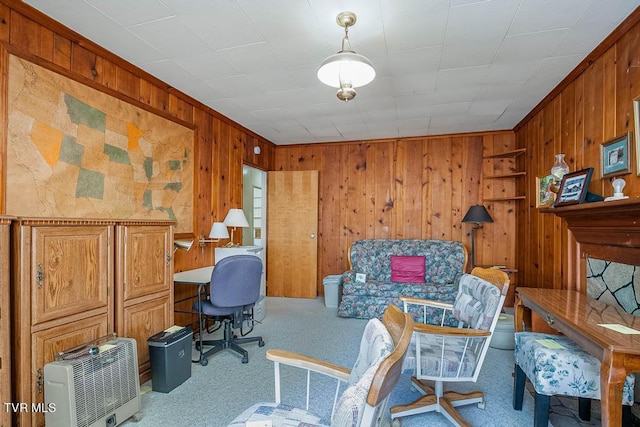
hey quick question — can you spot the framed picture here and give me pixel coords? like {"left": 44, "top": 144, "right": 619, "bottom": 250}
{"left": 600, "top": 132, "right": 632, "bottom": 179}
{"left": 633, "top": 96, "right": 640, "bottom": 176}
{"left": 554, "top": 168, "right": 594, "bottom": 207}
{"left": 535, "top": 174, "right": 556, "bottom": 208}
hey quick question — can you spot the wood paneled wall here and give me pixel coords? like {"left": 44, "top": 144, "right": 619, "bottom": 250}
{"left": 515, "top": 7, "right": 640, "bottom": 291}
{"left": 274, "top": 131, "right": 517, "bottom": 297}
{"left": 0, "top": 0, "right": 276, "bottom": 278}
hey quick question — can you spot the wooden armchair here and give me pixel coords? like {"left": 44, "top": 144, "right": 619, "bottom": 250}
{"left": 227, "top": 305, "right": 413, "bottom": 427}
{"left": 390, "top": 267, "right": 510, "bottom": 427}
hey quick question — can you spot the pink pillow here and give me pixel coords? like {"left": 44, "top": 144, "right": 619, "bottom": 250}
{"left": 391, "top": 255, "right": 426, "bottom": 283}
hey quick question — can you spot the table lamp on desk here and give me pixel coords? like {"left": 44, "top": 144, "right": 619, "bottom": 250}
{"left": 223, "top": 208, "right": 249, "bottom": 247}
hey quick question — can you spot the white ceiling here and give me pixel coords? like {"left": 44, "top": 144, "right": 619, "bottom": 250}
{"left": 23, "top": 0, "right": 640, "bottom": 145}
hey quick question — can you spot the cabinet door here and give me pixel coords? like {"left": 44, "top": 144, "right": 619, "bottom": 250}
{"left": 119, "top": 225, "right": 172, "bottom": 301}
{"left": 28, "top": 315, "right": 109, "bottom": 427}
{"left": 32, "top": 226, "right": 111, "bottom": 325}
{"left": 121, "top": 296, "right": 173, "bottom": 383}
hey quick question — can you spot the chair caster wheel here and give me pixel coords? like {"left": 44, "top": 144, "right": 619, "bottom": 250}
{"left": 259, "top": 340, "right": 265, "bottom": 347}
{"left": 199, "top": 358, "right": 208, "bottom": 366}
{"left": 478, "top": 400, "right": 486, "bottom": 409}
{"left": 242, "top": 356, "right": 248, "bottom": 364}
{"left": 391, "top": 418, "right": 401, "bottom": 427}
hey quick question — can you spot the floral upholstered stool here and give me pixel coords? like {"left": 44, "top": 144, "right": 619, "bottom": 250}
{"left": 512, "top": 332, "right": 635, "bottom": 427}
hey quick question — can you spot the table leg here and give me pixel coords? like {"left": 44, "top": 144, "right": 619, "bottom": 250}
{"left": 600, "top": 352, "right": 625, "bottom": 426}
{"left": 514, "top": 297, "right": 530, "bottom": 332}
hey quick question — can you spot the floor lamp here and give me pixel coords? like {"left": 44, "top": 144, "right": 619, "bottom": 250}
{"left": 462, "top": 205, "right": 493, "bottom": 268}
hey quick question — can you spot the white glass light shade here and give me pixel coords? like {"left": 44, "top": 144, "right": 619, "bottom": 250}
{"left": 317, "top": 51, "right": 376, "bottom": 88}
{"left": 224, "top": 208, "right": 249, "bottom": 228}
{"left": 208, "top": 222, "right": 229, "bottom": 239}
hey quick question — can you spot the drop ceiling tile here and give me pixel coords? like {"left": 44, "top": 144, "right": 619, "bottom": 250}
{"left": 440, "top": 43, "right": 496, "bottom": 70}
{"left": 88, "top": 0, "right": 176, "bottom": 27}
{"left": 391, "top": 72, "right": 438, "bottom": 96}
{"left": 205, "top": 75, "right": 263, "bottom": 98}
{"left": 509, "top": 0, "right": 590, "bottom": 36}
{"left": 162, "top": 0, "right": 264, "bottom": 50}
{"left": 485, "top": 60, "right": 544, "bottom": 84}
{"left": 128, "top": 15, "right": 212, "bottom": 59}
{"left": 388, "top": 46, "right": 443, "bottom": 76}
{"left": 494, "top": 29, "right": 569, "bottom": 63}
{"left": 379, "top": 0, "right": 449, "bottom": 51}
{"left": 218, "top": 43, "right": 282, "bottom": 73}
{"left": 445, "top": 0, "right": 519, "bottom": 45}
{"left": 246, "top": 68, "right": 303, "bottom": 93}
{"left": 174, "top": 51, "right": 240, "bottom": 81}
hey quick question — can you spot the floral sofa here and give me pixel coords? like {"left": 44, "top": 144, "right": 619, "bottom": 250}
{"left": 337, "top": 239, "right": 467, "bottom": 323}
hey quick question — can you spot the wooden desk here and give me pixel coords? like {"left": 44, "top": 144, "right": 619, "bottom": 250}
{"left": 515, "top": 288, "right": 640, "bottom": 426}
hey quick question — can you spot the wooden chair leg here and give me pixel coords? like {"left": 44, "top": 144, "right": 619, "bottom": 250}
{"left": 533, "top": 393, "right": 550, "bottom": 427}
{"left": 513, "top": 364, "right": 526, "bottom": 410}
{"left": 577, "top": 398, "right": 591, "bottom": 421}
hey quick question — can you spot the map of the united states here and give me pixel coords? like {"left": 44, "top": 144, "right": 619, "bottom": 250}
{"left": 7, "top": 55, "right": 194, "bottom": 232}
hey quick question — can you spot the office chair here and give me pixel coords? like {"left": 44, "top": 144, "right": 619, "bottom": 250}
{"left": 228, "top": 305, "right": 413, "bottom": 427}
{"left": 193, "top": 254, "right": 264, "bottom": 365}
{"left": 390, "top": 267, "right": 509, "bottom": 427}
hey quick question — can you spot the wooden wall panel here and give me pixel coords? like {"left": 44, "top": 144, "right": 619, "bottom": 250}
{"left": 275, "top": 132, "right": 516, "bottom": 295}
{"left": 515, "top": 10, "right": 640, "bottom": 292}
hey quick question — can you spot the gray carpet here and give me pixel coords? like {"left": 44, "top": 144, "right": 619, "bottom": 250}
{"left": 123, "top": 296, "right": 537, "bottom": 427}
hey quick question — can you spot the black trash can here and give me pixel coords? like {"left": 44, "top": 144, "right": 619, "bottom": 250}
{"left": 148, "top": 326, "right": 193, "bottom": 393}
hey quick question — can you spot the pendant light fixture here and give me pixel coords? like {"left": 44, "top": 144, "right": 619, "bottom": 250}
{"left": 317, "top": 11, "right": 375, "bottom": 102}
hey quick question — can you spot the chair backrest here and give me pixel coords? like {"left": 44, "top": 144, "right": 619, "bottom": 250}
{"left": 209, "top": 255, "right": 262, "bottom": 308}
{"left": 452, "top": 267, "right": 510, "bottom": 330}
{"left": 366, "top": 305, "right": 413, "bottom": 409}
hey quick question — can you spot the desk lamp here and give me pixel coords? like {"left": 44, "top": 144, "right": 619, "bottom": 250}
{"left": 198, "top": 222, "right": 229, "bottom": 247}
{"left": 173, "top": 239, "right": 194, "bottom": 254}
{"left": 224, "top": 208, "right": 249, "bottom": 247}
{"left": 462, "top": 205, "right": 493, "bottom": 268}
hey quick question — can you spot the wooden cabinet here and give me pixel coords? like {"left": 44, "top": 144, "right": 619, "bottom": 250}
{"left": 115, "top": 222, "right": 174, "bottom": 383}
{"left": 11, "top": 218, "right": 115, "bottom": 427}
{"left": 0, "top": 217, "right": 11, "bottom": 427}
{"left": 483, "top": 148, "right": 526, "bottom": 201}
{"left": 11, "top": 218, "right": 175, "bottom": 426}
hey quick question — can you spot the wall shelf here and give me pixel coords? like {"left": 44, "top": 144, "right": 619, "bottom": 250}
{"left": 482, "top": 148, "right": 526, "bottom": 159}
{"left": 483, "top": 148, "right": 526, "bottom": 201}
{"left": 484, "top": 196, "right": 527, "bottom": 202}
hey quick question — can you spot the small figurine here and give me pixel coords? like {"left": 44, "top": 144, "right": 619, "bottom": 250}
{"left": 604, "top": 177, "right": 629, "bottom": 201}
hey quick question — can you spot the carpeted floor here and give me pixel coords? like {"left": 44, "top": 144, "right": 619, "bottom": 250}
{"left": 121, "top": 296, "right": 559, "bottom": 426}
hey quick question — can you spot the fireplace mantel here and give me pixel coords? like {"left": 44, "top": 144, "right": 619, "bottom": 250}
{"left": 542, "top": 197, "right": 640, "bottom": 289}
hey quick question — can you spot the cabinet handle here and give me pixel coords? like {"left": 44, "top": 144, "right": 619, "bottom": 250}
{"left": 36, "top": 263, "right": 44, "bottom": 289}
{"left": 166, "top": 252, "right": 172, "bottom": 266}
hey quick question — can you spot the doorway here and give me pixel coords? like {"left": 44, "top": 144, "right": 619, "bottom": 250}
{"left": 242, "top": 165, "right": 266, "bottom": 248}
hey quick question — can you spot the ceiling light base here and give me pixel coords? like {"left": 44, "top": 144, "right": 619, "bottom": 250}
{"left": 337, "top": 84, "right": 356, "bottom": 102}
{"left": 336, "top": 11, "right": 356, "bottom": 28}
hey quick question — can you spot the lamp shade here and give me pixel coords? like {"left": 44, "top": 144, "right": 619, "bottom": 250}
{"left": 317, "top": 51, "right": 376, "bottom": 88}
{"left": 224, "top": 208, "right": 249, "bottom": 228}
{"left": 174, "top": 239, "right": 194, "bottom": 252}
{"left": 462, "top": 205, "right": 493, "bottom": 224}
{"left": 208, "top": 222, "right": 229, "bottom": 239}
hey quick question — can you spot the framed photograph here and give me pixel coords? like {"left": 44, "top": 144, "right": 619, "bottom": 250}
{"left": 554, "top": 168, "right": 594, "bottom": 207}
{"left": 536, "top": 173, "right": 556, "bottom": 208}
{"left": 600, "top": 132, "right": 632, "bottom": 179}
{"left": 633, "top": 96, "right": 640, "bottom": 176}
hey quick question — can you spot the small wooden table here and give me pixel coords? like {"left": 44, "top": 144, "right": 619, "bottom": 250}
{"left": 515, "top": 287, "right": 640, "bottom": 427}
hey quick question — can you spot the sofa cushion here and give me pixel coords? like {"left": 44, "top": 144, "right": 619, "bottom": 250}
{"left": 391, "top": 255, "right": 425, "bottom": 283}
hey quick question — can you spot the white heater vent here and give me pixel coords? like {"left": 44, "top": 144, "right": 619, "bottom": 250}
{"left": 45, "top": 337, "right": 141, "bottom": 427}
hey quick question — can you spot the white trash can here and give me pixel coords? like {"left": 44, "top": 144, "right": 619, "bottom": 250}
{"left": 490, "top": 313, "right": 515, "bottom": 350}
{"left": 323, "top": 275, "right": 343, "bottom": 308}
